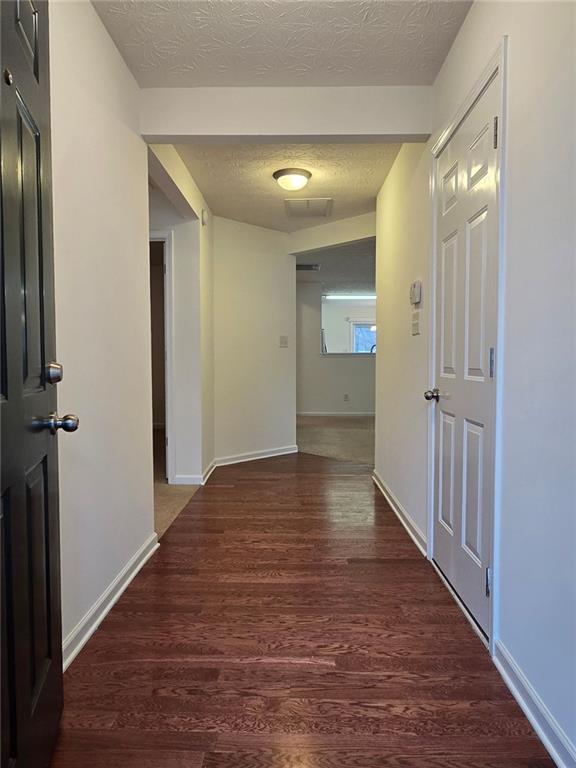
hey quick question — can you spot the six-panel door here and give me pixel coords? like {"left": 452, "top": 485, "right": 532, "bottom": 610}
{"left": 433, "top": 74, "right": 500, "bottom": 636}
{"left": 1, "top": 2, "right": 64, "bottom": 767}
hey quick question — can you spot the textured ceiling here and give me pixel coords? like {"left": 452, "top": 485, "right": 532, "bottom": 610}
{"left": 296, "top": 238, "right": 375, "bottom": 294}
{"left": 175, "top": 142, "right": 401, "bottom": 231}
{"left": 92, "top": 1, "right": 471, "bottom": 88}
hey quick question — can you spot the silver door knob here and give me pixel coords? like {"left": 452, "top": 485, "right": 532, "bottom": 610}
{"left": 424, "top": 388, "right": 440, "bottom": 402}
{"left": 34, "top": 413, "right": 79, "bottom": 434}
{"left": 45, "top": 361, "right": 63, "bottom": 384}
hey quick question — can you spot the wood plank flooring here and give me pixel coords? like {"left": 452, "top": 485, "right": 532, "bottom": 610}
{"left": 51, "top": 453, "right": 554, "bottom": 767}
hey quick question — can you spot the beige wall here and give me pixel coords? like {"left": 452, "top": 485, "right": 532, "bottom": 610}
{"left": 214, "top": 217, "right": 296, "bottom": 460}
{"left": 297, "top": 283, "right": 376, "bottom": 415}
{"left": 149, "top": 242, "right": 165, "bottom": 427}
{"left": 50, "top": 0, "right": 155, "bottom": 655}
{"left": 374, "top": 143, "right": 429, "bottom": 538}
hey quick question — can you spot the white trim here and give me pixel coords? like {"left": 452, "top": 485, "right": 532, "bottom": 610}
{"left": 427, "top": 40, "right": 508, "bottom": 651}
{"left": 62, "top": 533, "right": 159, "bottom": 670}
{"left": 490, "top": 37, "right": 510, "bottom": 656}
{"left": 372, "top": 471, "right": 427, "bottom": 556}
{"left": 184, "top": 447, "right": 299, "bottom": 485}
{"left": 494, "top": 642, "right": 576, "bottom": 768}
{"left": 348, "top": 318, "right": 376, "bottom": 353}
{"left": 172, "top": 474, "right": 204, "bottom": 485}
{"left": 150, "top": 230, "right": 176, "bottom": 485}
{"left": 214, "top": 445, "right": 298, "bottom": 468}
{"left": 297, "top": 411, "right": 375, "bottom": 417}
{"left": 430, "top": 42, "right": 504, "bottom": 156}
{"left": 202, "top": 460, "right": 217, "bottom": 485}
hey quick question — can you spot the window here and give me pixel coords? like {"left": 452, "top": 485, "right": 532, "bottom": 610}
{"left": 320, "top": 296, "right": 376, "bottom": 353}
{"left": 351, "top": 322, "right": 376, "bottom": 353}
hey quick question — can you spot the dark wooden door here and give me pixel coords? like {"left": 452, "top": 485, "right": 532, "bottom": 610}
{"left": 1, "top": 2, "right": 67, "bottom": 767}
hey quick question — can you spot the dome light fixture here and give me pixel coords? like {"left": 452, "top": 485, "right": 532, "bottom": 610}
{"left": 273, "top": 168, "right": 311, "bottom": 191}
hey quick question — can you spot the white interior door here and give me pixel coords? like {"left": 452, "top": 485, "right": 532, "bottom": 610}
{"left": 432, "top": 73, "right": 500, "bottom": 636}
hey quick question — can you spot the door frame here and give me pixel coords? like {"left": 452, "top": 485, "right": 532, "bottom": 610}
{"left": 150, "top": 230, "right": 176, "bottom": 484}
{"left": 426, "top": 39, "right": 508, "bottom": 654}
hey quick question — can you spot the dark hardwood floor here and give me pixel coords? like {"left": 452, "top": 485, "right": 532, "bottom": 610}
{"left": 51, "top": 453, "right": 554, "bottom": 767}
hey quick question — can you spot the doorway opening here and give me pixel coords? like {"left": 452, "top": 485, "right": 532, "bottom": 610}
{"left": 294, "top": 237, "right": 377, "bottom": 467}
{"left": 148, "top": 234, "right": 200, "bottom": 537}
{"left": 149, "top": 239, "right": 168, "bottom": 481}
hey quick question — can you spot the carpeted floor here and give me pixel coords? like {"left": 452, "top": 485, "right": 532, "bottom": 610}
{"left": 153, "top": 428, "right": 199, "bottom": 538}
{"left": 297, "top": 414, "right": 375, "bottom": 465}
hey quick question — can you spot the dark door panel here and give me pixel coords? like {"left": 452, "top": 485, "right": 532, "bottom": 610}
{"left": 1, "top": 3, "right": 66, "bottom": 767}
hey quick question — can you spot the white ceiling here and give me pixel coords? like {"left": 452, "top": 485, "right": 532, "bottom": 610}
{"left": 92, "top": 1, "right": 471, "bottom": 88}
{"left": 296, "top": 238, "right": 375, "bottom": 295}
{"left": 175, "top": 142, "right": 401, "bottom": 232}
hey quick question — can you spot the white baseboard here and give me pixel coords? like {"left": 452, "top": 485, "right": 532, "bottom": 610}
{"left": 172, "top": 473, "right": 204, "bottom": 485}
{"left": 174, "top": 446, "right": 299, "bottom": 487}
{"left": 202, "top": 460, "right": 216, "bottom": 485}
{"left": 62, "top": 533, "right": 159, "bottom": 670}
{"left": 213, "top": 445, "right": 298, "bottom": 469}
{"left": 372, "top": 471, "right": 427, "bottom": 556}
{"left": 494, "top": 641, "right": 576, "bottom": 768}
{"left": 298, "top": 411, "right": 375, "bottom": 417}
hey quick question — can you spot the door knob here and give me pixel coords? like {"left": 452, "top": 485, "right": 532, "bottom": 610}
{"left": 34, "top": 413, "right": 79, "bottom": 434}
{"left": 45, "top": 361, "right": 63, "bottom": 384}
{"left": 424, "top": 387, "right": 440, "bottom": 402}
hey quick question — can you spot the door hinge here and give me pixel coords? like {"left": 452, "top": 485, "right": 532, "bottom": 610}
{"left": 493, "top": 116, "right": 499, "bottom": 149}
{"left": 485, "top": 567, "right": 492, "bottom": 598}
{"left": 489, "top": 347, "right": 495, "bottom": 378}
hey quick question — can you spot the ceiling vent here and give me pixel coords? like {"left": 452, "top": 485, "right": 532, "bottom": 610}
{"left": 285, "top": 198, "right": 333, "bottom": 218}
{"left": 296, "top": 264, "right": 321, "bottom": 271}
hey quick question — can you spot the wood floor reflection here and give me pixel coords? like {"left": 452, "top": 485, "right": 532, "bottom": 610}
{"left": 51, "top": 453, "right": 554, "bottom": 768}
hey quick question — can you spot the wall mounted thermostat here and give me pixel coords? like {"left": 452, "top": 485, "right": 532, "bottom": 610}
{"left": 410, "top": 280, "right": 422, "bottom": 306}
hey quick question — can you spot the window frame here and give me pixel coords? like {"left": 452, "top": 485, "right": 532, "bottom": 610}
{"left": 349, "top": 319, "right": 376, "bottom": 354}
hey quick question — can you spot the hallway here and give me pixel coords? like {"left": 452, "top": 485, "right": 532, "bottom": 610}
{"left": 51, "top": 453, "right": 552, "bottom": 767}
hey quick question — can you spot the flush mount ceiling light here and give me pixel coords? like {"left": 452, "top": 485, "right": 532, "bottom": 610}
{"left": 273, "top": 168, "right": 311, "bottom": 191}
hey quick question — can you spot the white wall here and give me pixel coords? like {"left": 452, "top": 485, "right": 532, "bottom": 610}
{"left": 374, "top": 3, "right": 576, "bottom": 761}
{"left": 170, "top": 220, "right": 204, "bottom": 481}
{"left": 49, "top": 1, "right": 155, "bottom": 649}
{"left": 322, "top": 298, "right": 376, "bottom": 354}
{"left": 374, "top": 143, "right": 430, "bottom": 539}
{"left": 213, "top": 217, "right": 296, "bottom": 460}
{"left": 140, "top": 87, "right": 432, "bottom": 142}
{"left": 297, "top": 283, "right": 375, "bottom": 415}
{"left": 289, "top": 212, "right": 376, "bottom": 255}
{"left": 433, "top": 3, "right": 576, "bottom": 756}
